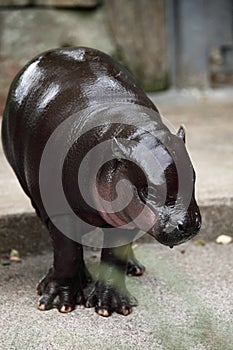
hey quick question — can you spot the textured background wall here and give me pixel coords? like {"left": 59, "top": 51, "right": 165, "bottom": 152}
{"left": 0, "top": 0, "right": 100, "bottom": 6}
{"left": 0, "top": 0, "right": 168, "bottom": 115}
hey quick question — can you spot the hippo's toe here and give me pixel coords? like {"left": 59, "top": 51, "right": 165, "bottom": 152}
{"left": 36, "top": 268, "right": 85, "bottom": 312}
{"left": 86, "top": 281, "right": 138, "bottom": 317}
{"left": 127, "top": 258, "right": 145, "bottom": 276}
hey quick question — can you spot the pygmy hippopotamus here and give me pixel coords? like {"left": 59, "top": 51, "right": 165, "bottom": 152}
{"left": 1, "top": 47, "right": 201, "bottom": 317}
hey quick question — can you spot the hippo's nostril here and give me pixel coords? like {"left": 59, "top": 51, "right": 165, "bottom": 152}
{"left": 195, "top": 216, "right": 201, "bottom": 231}
{"left": 177, "top": 221, "right": 184, "bottom": 232}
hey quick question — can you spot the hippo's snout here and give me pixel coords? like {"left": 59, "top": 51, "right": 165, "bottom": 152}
{"left": 151, "top": 206, "right": 201, "bottom": 247}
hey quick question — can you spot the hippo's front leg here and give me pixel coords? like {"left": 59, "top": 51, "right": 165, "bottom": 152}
{"left": 37, "top": 219, "right": 91, "bottom": 313}
{"left": 86, "top": 244, "right": 138, "bottom": 317}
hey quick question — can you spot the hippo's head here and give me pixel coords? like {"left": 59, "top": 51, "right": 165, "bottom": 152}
{"left": 108, "top": 125, "right": 201, "bottom": 247}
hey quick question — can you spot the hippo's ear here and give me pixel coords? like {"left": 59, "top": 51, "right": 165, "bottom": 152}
{"left": 177, "top": 125, "right": 186, "bottom": 143}
{"left": 111, "top": 137, "right": 130, "bottom": 161}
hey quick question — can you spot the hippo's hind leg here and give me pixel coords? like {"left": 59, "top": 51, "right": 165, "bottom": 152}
{"left": 86, "top": 244, "right": 138, "bottom": 317}
{"left": 118, "top": 229, "right": 145, "bottom": 276}
{"left": 37, "top": 217, "right": 91, "bottom": 313}
{"left": 127, "top": 243, "right": 145, "bottom": 276}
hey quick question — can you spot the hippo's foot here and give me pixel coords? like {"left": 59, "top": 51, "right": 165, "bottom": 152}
{"left": 127, "top": 258, "right": 145, "bottom": 276}
{"left": 36, "top": 267, "right": 90, "bottom": 313}
{"left": 86, "top": 281, "right": 138, "bottom": 317}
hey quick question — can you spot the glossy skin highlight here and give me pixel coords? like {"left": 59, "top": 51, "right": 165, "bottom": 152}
{"left": 1, "top": 47, "right": 201, "bottom": 316}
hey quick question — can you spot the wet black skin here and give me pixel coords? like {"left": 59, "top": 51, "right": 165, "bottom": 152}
{"left": 1, "top": 47, "right": 201, "bottom": 316}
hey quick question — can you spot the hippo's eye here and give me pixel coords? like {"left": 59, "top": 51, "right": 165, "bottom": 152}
{"left": 139, "top": 185, "right": 166, "bottom": 206}
{"left": 138, "top": 186, "right": 148, "bottom": 203}
{"left": 139, "top": 186, "right": 158, "bottom": 201}
{"left": 147, "top": 186, "right": 158, "bottom": 199}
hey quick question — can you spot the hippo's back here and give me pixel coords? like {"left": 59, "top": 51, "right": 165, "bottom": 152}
{"left": 1, "top": 47, "right": 157, "bottom": 222}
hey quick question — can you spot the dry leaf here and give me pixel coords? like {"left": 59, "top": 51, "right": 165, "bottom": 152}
{"left": 9, "top": 249, "right": 21, "bottom": 262}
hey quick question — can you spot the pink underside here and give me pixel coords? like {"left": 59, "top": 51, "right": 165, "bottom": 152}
{"left": 93, "top": 180, "right": 157, "bottom": 231}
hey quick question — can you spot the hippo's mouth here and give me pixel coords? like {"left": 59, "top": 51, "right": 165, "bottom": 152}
{"left": 150, "top": 228, "right": 199, "bottom": 247}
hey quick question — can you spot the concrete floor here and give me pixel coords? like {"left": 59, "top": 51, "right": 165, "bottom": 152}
{"left": 0, "top": 242, "right": 233, "bottom": 350}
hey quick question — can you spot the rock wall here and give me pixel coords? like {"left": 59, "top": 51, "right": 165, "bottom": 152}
{"left": 0, "top": 0, "right": 168, "bottom": 115}
{"left": 0, "top": 0, "right": 101, "bottom": 6}
{"left": 106, "top": 0, "right": 168, "bottom": 92}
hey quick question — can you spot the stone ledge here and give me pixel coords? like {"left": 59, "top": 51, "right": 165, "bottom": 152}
{"left": 1, "top": 203, "right": 232, "bottom": 256}
{"left": 0, "top": 213, "right": 51, "bottom": 256}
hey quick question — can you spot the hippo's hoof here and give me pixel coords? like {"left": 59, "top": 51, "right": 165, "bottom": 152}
{"left": 36, "top": 268, "right": 85, "bottom": 312}
{"left": 127, "top": 258, "right": 145, "bottom": 276}
{"left": 86, "top": 281, "right": 138, "bottom": 317}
